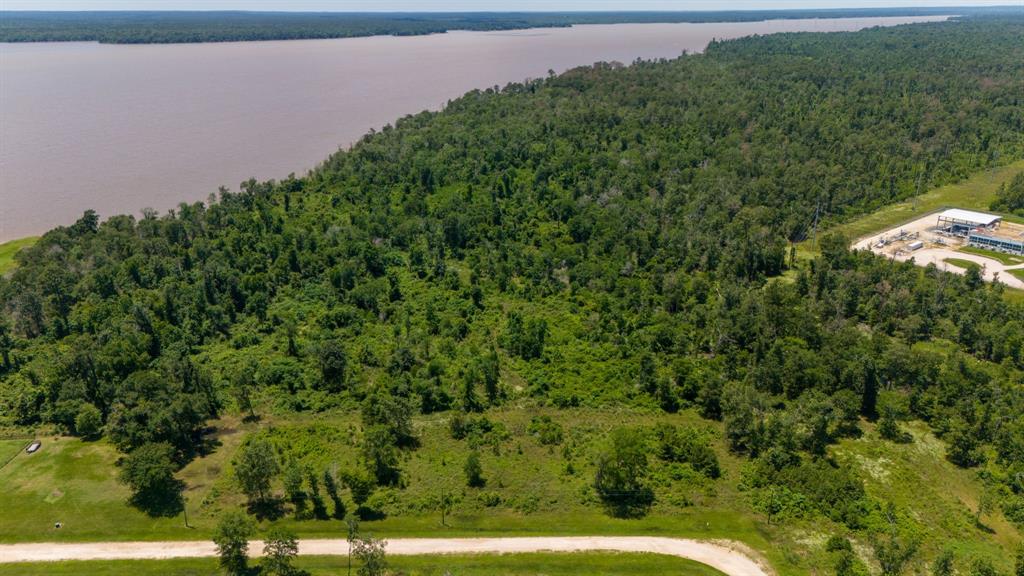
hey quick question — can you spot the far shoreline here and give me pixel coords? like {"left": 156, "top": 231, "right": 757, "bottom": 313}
{"left": 0, "top": 14, "right": 959, "bottom": 48}
{"left": 0, "top": 9, "right": 971, "bottom": 46}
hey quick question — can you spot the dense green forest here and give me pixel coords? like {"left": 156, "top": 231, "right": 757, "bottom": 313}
{"left": 0, "top": 7, "right": 1020, "bottom": 44}
{"left": 2, "top": 15, "right": 1024, "bottom": 573}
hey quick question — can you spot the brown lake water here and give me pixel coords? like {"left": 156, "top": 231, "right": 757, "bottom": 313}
{"left": 0, "top": 16, "right": 950, "bottom": 241}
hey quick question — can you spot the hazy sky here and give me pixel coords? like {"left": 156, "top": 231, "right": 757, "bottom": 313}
{"left": 2, "top": 0, "right": 1016, "bottom": 11}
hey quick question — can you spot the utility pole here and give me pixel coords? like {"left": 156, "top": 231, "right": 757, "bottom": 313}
{"left": 913, "top": 166, "right": 924, "bottom": 213}
{"left": 811, "top": 199, "right": 821, "bottom": 248}
{"left": 346, "top": 513, "right": 359, "bottom": 576}
{"left": 441, "top": 488, "right": 448, "bottom": 527}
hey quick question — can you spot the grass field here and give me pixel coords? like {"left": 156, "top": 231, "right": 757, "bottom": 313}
{"left": 0, "top": 438, "right": 31, "bottom": 471}
{"left": 958, "top": 245, "right": 1024, "bottom": 266}
{"left": 0, "top": 552, "right": 727, "bottom": 576}
{"left": 0, "top": 236, "right": 38, "bottom": 275}
{"left": 1010, "top": 269, "right": 1024, "bottom": 282}
{"left": 0, "top": 436, "right": 195, "bottom": 543}
{"left": 944, "top": 258, "right": 982, "bottom": 271}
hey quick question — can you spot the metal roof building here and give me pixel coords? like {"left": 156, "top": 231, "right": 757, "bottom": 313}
{"left": 937, "top": 209, "right": 1002, "bottom": 228}
{"left": 937, "top": 209, "right": 1002, "bottom": 237}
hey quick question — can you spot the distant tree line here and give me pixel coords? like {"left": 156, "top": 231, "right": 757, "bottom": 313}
{"left": 0, "top": 8, "right": 1020, "bottom": 44}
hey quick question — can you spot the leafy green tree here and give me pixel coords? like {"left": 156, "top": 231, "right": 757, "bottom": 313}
{"left": 990, "top": 172, "right": 1024, "bottom": 214}
{"left": 362, "top": 426, "right": 401, "bottom": 486}
{"left": 231, "top": 362, "right": 258, "bottom": 422}
{"left": 75, "top": 403, "right": 103, "bottom": 439}
{"left": 261, "top": 526, "right": 299, "bottom": 576}
{"left": 308, "top": 470, "right": 327, "bottom": 520}
{"left": 316, "top": 339, "right": 347, "bottom": 391}
{"left": 343, "top": 470, "right": 376, "bottom": 515}
{"left": 106, "top": 367, "right": 215, "bottom": 457}
{"left": 464, "top": 450, "right": 485, "bottom": 487}
{"left": 873, "top": 535, "right": 919, "bottom": 576}
{"left": 975, "top": 488, "right": 995, "bottom": 525}
{"left": 324, "top": 469, "right": 346, "bottom": 519}
{"left": 593, "top": 427, "right": 653, "bottom": 518}
{"left": 819, "top": 232, "right": 851, "bottom": 269}
{"left": 637, "top": 353, "right": 657, "bottom": 396}
{"left": 528, "top": 416, "right": 564, "bottom": 446}
{"left": 234, "top": 436, "right": 279, "bottom": 504}
{"left": 0, "top": 316, "right": 12, "bottom": 372}
{"left": 439, "top": 490, "right": 454, "bottom": 527}
{"left": 653, "top": 424, "right": 720, "bottom": 479}
{"left": 504, "top": 311, "right": 547, "bottom": 360}
{"left": 721, "top": 381, "right": 769, "bottom": 455}
{"left": 947, "top": 422, "right": 984, "bottom": 468}
{"left": 460, "top": 365, "right": 482, "bottom": 413}
{"left": 283, "top": 461, "right": 307, "bottom": 519}
{"left": 212, "top": 510, "right": 254, "bottom": 576}
{"left": 878, "top": 406, "right": 911, "bottom": 444}
{"left": 758, "top": 485, "right": 786, "bottom": 525}
{"left": 361, "top": 392, "right": 417, "bottom": 448}
{"left": 353, "top": 534, "right": 388, "bottom": 576}
{"left": 118, "top": 442, "right": 183, "bottom": 516}
{"left": 481, "top": 348, "right": 501, "bottom": 405}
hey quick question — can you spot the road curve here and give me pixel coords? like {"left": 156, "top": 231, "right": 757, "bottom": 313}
{"left": 0, "top": 536, "right": 771, "bottom": 575}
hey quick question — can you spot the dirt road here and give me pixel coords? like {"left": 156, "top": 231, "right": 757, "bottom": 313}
{"left": 0, "top": 536, "right": 770, "bottom": 575}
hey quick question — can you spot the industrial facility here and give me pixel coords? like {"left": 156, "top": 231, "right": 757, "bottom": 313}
{"left": 935, "top": 208, "right": 1002, "bottom": 236}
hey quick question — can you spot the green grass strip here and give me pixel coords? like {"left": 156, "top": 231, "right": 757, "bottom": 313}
{"left": 0, "top": 552, "right": 727, "bottom": 576}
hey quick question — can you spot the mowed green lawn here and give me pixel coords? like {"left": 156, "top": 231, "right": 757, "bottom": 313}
{"left": 944, "top": 258, "right": 982, "bottom": 271}
{"left": 0, "top": 236, "right": 38, "bottom": 275}
{"left": 0, "top": 437, "right": 195, "bottom": 543}
{"left": 0, "top": 552, "right": 726, "bottom": 576}
{"left": 0, "top": 439, "right": 32, "bottom": 469}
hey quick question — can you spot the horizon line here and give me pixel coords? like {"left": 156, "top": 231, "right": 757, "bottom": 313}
{"left": 1, "top": 5, "right": 1018, "bottom": 14}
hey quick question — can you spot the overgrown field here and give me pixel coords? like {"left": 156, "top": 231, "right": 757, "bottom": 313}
{"left": 2, "top": 399, "right": 1019, "bottom": 573}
